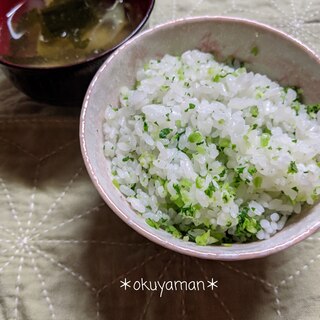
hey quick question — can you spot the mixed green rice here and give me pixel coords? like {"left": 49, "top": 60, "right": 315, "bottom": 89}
{"left": 103, "top": 50, "right": 320, "bottom": 245}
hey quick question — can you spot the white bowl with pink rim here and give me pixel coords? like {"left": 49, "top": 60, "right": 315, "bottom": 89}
{"left": 80, "top": 16, "right": 320, "bottom": 261}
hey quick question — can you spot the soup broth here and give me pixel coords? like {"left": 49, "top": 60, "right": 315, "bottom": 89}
{"left": 0, "top": 0, "right": 137, "bottom": 67}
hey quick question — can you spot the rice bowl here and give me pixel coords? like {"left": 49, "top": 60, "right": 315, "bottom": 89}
{"left": 80, "top": 16, "right": 320, "bottom": 260}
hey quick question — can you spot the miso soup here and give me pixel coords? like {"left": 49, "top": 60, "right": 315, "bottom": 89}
{"left": 0, "top": 0, "right": 139, "bottom": 67}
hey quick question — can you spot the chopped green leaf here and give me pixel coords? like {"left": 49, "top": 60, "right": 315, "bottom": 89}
{"left": 306, "top": 104, "right": 320, "bottom": 119}
{"left": 173, "top": 197, "right": 184, "bottom": 208}
{"left": 180, "top": 179, "right": 192, "bottom": 188}
{"left": 232, "top": 173, "right": 242, "bottom": 188}
{"left": 188, "top": 131, "right": 203, "bottom": 143}
{"left": 212, "top": 72, "right": 230, "bottom": 82}
{"left": 161, "top": 85, "right": 170, "bottom": 92}
{"left": 260, "top": 133, "right": 270, "bottom": 147}
{"left": 236, "top": 167, "right": 245, "bottom": 174}
{"left": 219, "top": 168, "right": 227, "bottom": 178}
{"left": 219, "top": 137, "right": 231, "bottom": 148}
{"left": 248, "top": 166, "right": 257, "bottom": 175}
{"left": 288, "top": 161, "right": 298, "bottom": 174}
{"left": 213, "top": 74, "right": 221, "bottom": 82}
{"left": 250, "top": 106, "right": 259, "bottom": 118}
{"left": 179, "top": 204, "right": 200, "bottom": 217}
{"left": 146, "top": 218, "right": 160, "bottom": 229}
{"left": 235, "top": 207, "right": 260, "bottom": 239}
{"left": 243, "top": 217, "right": 258, "bottom": 233}
{"left": 262, "top": 127, "right": 272, "bottom": 135}
{"left": 112, "top": 179, "right": 120, "bottom": 189}
{"left": 130, "top": 183, "right": 136, "bottom": 190}
{"left": 159, "top": 128, "right": 173, "bottom": 139}
{"left": 204, "top": 182, "right": 216, "bottom": 198}
{"left": 173, "top": 130, "right": 185, "bottom": 142}
{"left": 250, "top": 124, "right": 258, "bottom": 130}
{"left": 173, "top": 184, "right": 181, "bottom": 194}
{"left": 291, "top": 102, "right": 300, "bottom": 116}
{"left": 185, "top": 103, "right": 196, "bottom": 112}
{"left": 196, "top": 146, "right": 206, "bottom": 154}
{"left": 196, "top": 176, "right": 204, "bottom": 188}
{"left": 165, "top": 225, "right": 182, "bottom": 238}
{"left": 253, "top": 176, "right": 262, "bottom": 188}
{"left": 195, "top": 230, "right": 211, "bottom": 246}
{"left": 177, "top": 68, "right": 184, "bottom": 80}
{"left": 122, "top": 156, "right": 134, "bottom": 162}
{"left": 222, "top": 192, "right": 231, "bottom": 203}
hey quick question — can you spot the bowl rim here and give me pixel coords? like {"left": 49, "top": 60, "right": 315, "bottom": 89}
{"left": 0, "top": 0, "right": 155, "bottom": 70}
{"left": 80, "top": 15, "right": 320, "bottom": 261}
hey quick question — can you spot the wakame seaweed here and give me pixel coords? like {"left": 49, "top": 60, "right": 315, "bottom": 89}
{"left": 40, "top": 0, "right": 98, "bottom": 48}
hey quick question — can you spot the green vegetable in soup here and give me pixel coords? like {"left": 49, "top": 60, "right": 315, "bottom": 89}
{"left": 41, "top": 0, "right": 98, "bottom": 48}
{"left": 3, "top": 0, "right": 136, "bottom": 67}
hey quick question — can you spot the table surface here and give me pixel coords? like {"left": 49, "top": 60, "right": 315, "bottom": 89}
{"left": 0, "top": 1, "right": 320, "bottom": 319}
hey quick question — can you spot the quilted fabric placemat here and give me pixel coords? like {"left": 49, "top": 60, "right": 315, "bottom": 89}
{"left": 0, "top": 1, "right": 320, "bottom": 319}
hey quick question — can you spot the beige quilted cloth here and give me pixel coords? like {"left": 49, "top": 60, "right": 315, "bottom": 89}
{"left": 1, "top": 1, "right": 320, "bottom": 319}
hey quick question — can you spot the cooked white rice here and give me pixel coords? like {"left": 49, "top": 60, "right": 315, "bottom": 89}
{"left": 103, "top": 50, "right": 320, "bottom": 245}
